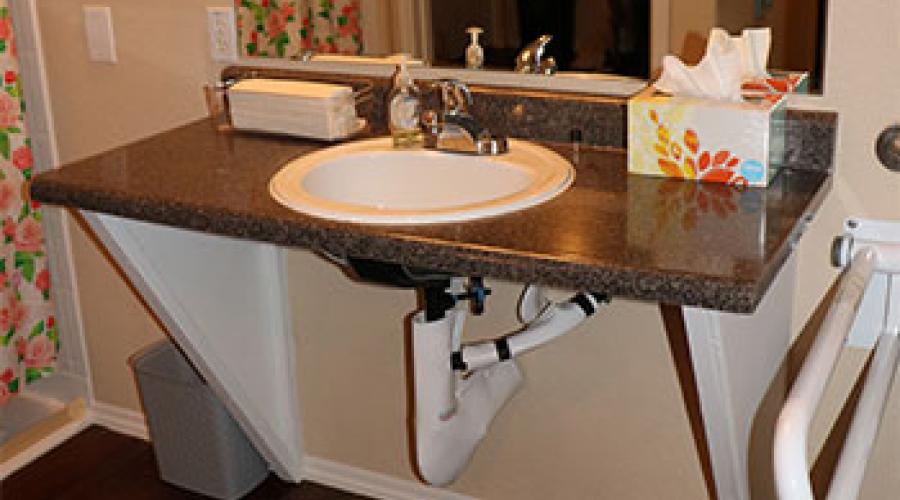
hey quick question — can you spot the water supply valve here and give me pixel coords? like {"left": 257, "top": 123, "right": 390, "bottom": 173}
{"left": 455, "top": 277, "right": 491, "bottom": 315}
{"left": 423, "top": 276, "right": 491, "bottom": 322}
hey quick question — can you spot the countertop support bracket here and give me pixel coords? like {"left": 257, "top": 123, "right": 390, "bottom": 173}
{"left": 673, "top": 254, "right": 797, "bottom": 500}
{"left": 79, "top": 211, "right": 306, "bottom": 483}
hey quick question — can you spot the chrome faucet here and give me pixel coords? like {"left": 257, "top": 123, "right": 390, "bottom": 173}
{"left": 420, "top": 80, "right": 508, "bottom": 155}
{"left": 515, "top": 35, "right": 557, "bottom": 75}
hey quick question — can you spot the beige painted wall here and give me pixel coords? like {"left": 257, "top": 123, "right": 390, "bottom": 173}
{"left": 38, "top": 0, "right": 228, "bottom": 163}
{"left": 290, "top": 253, "right": 705, "bottom": 498}
{"left": 33, "top": 1, "right": 900, "bottom": 499}
{"left": 788, "top": 2, "right": 900, "bottom": 498}
{"left": 36, "top": 0, "right": 230, "bottom": 410}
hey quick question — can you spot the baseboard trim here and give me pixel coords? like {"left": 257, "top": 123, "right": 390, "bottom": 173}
{"left": 303, "top": 456, "right": 476, "bottom": 500}
{"left": 90, "top": 402, "right": 149, "bottom": 441}
{"left": 0, "top": 412, "right": 91, "bottom": 480}
{"left": 89, "top": 402, "right": 476, "bottom": 500}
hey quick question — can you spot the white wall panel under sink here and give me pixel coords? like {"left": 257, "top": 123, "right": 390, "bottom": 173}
{"left": 86, "top": 213, "right": 305, "bottom": 481}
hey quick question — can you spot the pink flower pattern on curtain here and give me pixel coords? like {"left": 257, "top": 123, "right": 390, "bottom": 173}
{"left": 236, "top": 0, "right": 363, "bottom": 58}
{"left": 0, "top": 3, "right": 56, "bottom": 406}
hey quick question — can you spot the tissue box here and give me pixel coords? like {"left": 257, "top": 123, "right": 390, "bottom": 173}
{"left": 628, "top": 87, "right": 787, "bottom": 187}
{"left": 742, "top": 71, "right": 809, "bottom": 96}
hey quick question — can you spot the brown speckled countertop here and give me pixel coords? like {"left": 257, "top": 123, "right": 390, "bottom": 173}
{"left": 31, "top": 118, "right": 830, "bottom": 313}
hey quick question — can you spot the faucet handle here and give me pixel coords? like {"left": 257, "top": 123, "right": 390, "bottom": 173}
{"left": 420, "top": 110, "right": 441, "bottom": 148}
{"left": 436, "top": 79, "right": 472, "bottom": 114}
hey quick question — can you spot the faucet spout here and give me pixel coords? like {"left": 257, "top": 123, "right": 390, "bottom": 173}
{"left": 442, "top": 113, "right": 487, "bottom": 143}
{"left": 419, "top": 80, "right": 508, "bottom": 155}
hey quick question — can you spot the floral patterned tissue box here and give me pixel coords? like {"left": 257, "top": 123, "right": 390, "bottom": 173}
{"left": 628, "top": 87, "right": 787, "bottom": 187}
{"left": 742, "top": 71, "right": 809, "bottom": 97}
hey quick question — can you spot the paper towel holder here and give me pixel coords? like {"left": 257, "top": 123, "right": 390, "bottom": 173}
{"left": 202, "top": 75, "right": 375, "bottom": 136}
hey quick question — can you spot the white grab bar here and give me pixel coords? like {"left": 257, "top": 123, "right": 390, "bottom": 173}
{"left": 827, "top": 328, "right": 900, "bottom": 499}
{"left": 775, "top": 218, "right": 900, "bottom": 500}
{"left": 774, "top": 249, "right": 877, "bottom": 500}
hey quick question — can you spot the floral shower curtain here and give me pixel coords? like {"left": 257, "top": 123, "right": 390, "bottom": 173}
{"left": 236, "top": 0, "right": 363, "bottom": 58}
{"left": 0, "top": 4, "right": 56, "bottom": 406}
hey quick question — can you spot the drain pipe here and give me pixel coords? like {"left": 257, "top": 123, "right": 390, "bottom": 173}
{"left": 413, "top": 308, "right": 522, "bottom": 486}
{"left": 412, "top": 286, "right": 608, "bottom": 486}
{"left": 453, "top": 292, "right": 608, "bottom": 372}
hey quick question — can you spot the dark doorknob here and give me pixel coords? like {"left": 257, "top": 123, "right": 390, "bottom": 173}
{"left": 875, "top": 124, "right": 900, "bottom": 172}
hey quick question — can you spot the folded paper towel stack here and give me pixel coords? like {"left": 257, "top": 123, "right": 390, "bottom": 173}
{"left": 228, "top": 79, "right": 364, "bottom": 140}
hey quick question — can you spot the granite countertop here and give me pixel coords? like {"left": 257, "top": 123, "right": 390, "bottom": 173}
{"left": 31, "top": 118, "right": 831, "bottom": 313}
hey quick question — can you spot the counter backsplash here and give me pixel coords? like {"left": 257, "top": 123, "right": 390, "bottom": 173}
{"left": 221, "top": 66, "right": 836, "bottom": 172}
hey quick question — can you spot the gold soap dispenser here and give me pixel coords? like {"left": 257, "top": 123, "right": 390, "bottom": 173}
{"left": 388, "top": 55, "right": 423, "bottom": 147}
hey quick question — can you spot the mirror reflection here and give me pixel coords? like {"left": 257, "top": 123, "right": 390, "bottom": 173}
{"left": 428, "top": 1, "right": 650, "bottom": 78}
{"left": 235, "top": 0, "right": 826, "bottom": 91}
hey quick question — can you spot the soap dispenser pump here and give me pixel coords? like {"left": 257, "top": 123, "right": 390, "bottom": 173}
{"left": 465, "top": 27, "right": 484, "bottom": 70}
{"left": 388, "top": 55, "right": 423, "bottom": 147}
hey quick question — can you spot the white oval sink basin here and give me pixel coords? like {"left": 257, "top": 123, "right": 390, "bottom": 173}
{"left": 269, "top": 137, "right": 574, "bottom": 224}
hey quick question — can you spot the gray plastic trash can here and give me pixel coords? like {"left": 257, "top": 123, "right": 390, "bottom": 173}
{"left": 131, "top": 340, "right": 269, "bottom": 499}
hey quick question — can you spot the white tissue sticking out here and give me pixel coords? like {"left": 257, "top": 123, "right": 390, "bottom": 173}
{"left": 655, "top": 28, "right": 771, "bottom": 102}
{"left": 736, "top": 28, "right": 771, "bottom": 80}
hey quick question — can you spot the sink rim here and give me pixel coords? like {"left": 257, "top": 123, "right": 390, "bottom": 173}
{"left": 269, "top": 137, "right": 575, "bottom": 225}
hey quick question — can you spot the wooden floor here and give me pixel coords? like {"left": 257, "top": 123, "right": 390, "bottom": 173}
{"left": 1, "top": 426, "right": 370, "bottom": 499}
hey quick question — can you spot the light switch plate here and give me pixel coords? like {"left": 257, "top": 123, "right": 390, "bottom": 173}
{"left": 207, "top": 7, "right": 237, "bottom": 63}
{"left": 83, "top": 5, "right": 116, "bottom": 63}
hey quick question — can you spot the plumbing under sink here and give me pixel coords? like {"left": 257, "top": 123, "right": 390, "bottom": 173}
{"left": 270, "top": 135, "right": 583, "bottom": 485}
{"left": 269, "top": 137, "right": 574, "bottom": 224}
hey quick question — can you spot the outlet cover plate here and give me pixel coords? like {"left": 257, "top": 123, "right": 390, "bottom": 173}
{"left": 83, "top": 5, "right": 117, "bottom": 63}
{"left": 207, "top": 7, "right": 238, "bottom": 63}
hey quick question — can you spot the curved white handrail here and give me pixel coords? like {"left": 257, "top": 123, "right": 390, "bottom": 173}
{"left": 774, "top": 249, "right": 876, "bottom": 500}
{"left": 827, "top": 329, "right": 900, "bottom": 499}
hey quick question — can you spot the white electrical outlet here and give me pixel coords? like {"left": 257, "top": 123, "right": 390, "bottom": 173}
{"left": 83, "top": 5, "right": 117, "bottom": 63}
{"left": 207, "top": 7, "right": 237, "bottom": 63}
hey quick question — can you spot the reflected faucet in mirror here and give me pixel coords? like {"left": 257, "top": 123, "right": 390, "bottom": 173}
{"left": 515, "top": 35, "right": 557, "bottom": 75}
{"left": 235, "top": 1, "right": 827, "bottom": 92}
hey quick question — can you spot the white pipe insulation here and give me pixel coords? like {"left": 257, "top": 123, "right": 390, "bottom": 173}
{"left": 412, "top": 310, "right": 522, "bottom": 486}
{"left": 411, "top": 290, "right": 607, "bottom": 486}
{"left": 456, "top": 292, "right": 606, "bottom": 372}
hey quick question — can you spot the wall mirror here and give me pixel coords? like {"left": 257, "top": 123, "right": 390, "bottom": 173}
{"left": 235, "top": 0, "right": 827, "bottom": 92}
